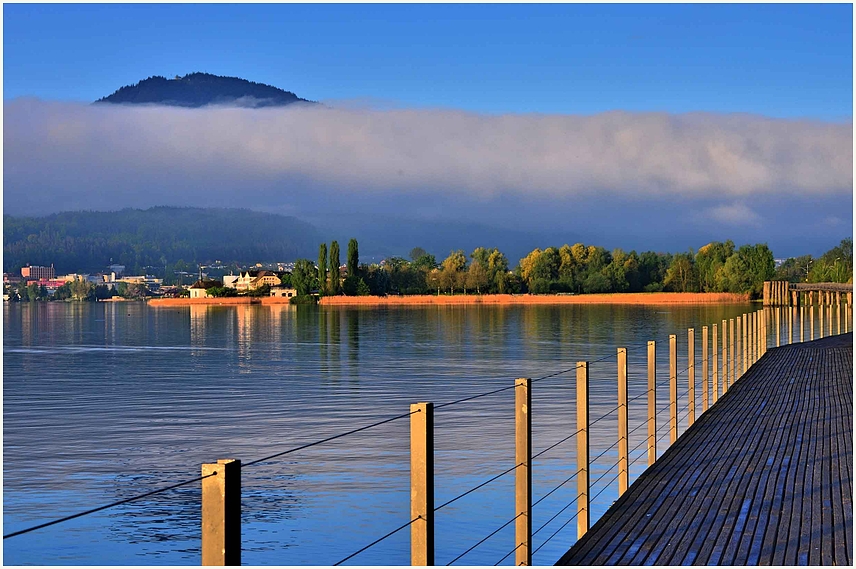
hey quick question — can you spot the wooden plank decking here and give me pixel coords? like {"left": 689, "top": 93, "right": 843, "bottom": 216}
{"left": 557, "top": 333, "right": 853, "bottom": 565}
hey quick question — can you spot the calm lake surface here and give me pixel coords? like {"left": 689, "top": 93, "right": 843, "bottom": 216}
{"left": 4, "top": 301, "right": 757, "bottom": 565}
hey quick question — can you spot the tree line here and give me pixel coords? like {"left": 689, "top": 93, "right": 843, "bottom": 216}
{"left": 293, "top": 237, "right": 853, "bottom": 299}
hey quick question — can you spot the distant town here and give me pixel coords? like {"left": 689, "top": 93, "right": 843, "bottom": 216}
{"left": 2, "top": 261, "right": 309, "bottom": 302}
{"left": 4, "top": 237, "right": 852, "bottom": 303}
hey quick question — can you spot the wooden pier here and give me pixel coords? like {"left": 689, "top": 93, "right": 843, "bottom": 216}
{"left": 557, "top": 333, "right": 853, "bottom": 565}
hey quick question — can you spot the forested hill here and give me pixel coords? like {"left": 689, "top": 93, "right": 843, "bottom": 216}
{"left": 3, "top": 207, "right": 323, "bottom": 274}
{"left": 95, "top": 72, "right": 315, "bottom": 108}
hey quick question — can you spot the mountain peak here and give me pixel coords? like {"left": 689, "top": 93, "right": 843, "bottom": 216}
{"left": 95, "top": 72, "right": 316, "bottom": 108}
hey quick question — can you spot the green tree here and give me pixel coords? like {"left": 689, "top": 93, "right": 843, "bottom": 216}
{"left": 775, "top": 255, "right": 814, "bottom": 283}
{"left": 356, "top": 278, "right": 371, "bottom": 296}
{"left": 809, "top": 238, "right": 853, "bottom": 283}
{"left": 466, "top": 260, "right": 489, "bottom": 294}
{"left": 604, "top": 249, "right": 631, "bottom": 292}
{"left": 440, "top": 250, "right": 467, "bottom": 294}
{"left": 280, "top": 273, "right": 293, "bottom": 288}
{"left": 70, "top": 278, "right": 95, "bottom": 301}
{"left": 717, "top": 244, "right": 775, "bottom": 296}
{"left": 53, "top": 282, "right": 72, "bottom": 300}
{"left": 329, "top": 241, "right": 341, "bottom": 294}
{"left": 663, "top": 252, "right": 698, "bottom": 292}
{"left": 207, "top": 286, "right": 238, "bottom": 297}
{"left": 695, "top": 241, "right": 735, "bottom": 292}
{"left": 409, "top": 247, "right": 428, "bottom": 261}
{"left": 347, "top": 238, "right": 360, "bottom": 278}
{"left": 292, "top": 259, "right": 318, "bottom": 296}
{"left": 411, "top": 254, "right": 438, "bottom": 272}
{"left": 318, "top": 243, "right": 328, "bottom": 296}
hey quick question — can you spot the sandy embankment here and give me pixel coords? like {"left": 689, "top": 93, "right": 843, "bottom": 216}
{"left": 320, "top": 292, "right": 750, "bottom": 306}
{"left": 148, "top": 296, "right": 301, "bottom": 307}
{"left": 148, "top": 292, "right": 750, "bottom": 307}
{"left": 149, "top": 297, "right": 258, "bottom": 306}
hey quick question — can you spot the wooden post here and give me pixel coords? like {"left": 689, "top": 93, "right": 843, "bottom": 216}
{"left": 800, "top": 305, "right": 805, "bottom": 342}
{"left": 827, "top": 304, "right": 831, "bottom": 336}
{"left": 712, "top": 324, "right": 719, "bottom": 404}
{"left": 775, "top": 307, "right": 781, "bottom": 347}
{"left": 819, "top": 303, "right": 824, "bottom": 339}
{"left": 618, "top": 348, "right": 628, "bottom": 496}
{"left": 647, "top": 341, "right": 657, "bottom": 466}
{"left": 202, "top": 458, "right": 241, "bottom": 566}
{"left": 837, "top": 303, "right": 841, "bottom": 335}
{"left": 810, "top": 305, "right": 815, "bottom": 340}
{"left": 735, "top": 317, "right": 741, "bottom": 380}
{"left": 735, "top": 314, "right": 749, "bottom": 375}
{"left": 687, "top": 329, "right": 695, "bottom": 426}
{"left": 742, "top": 314, "right": 748, "bottom": 374}
{"left": 788, "top": 306, "right": 794, "bottom": 345}
{"left": 514, "top": 382, "right": 531, "bottom": 566}
{"left": 748, "top": 312, "right": 754, "bottom": 365}
{"left": 721, "top": 320, "right": 728, "bottom": 394}
{"left": 669, "top": 335, "right": 677, "bottom": 444}
{"left": 729, "top": 319, "right": 735, "bottom": 387}
{"left": 576, "top": 362, "right": 589, "bottom": 539}
{"left": 411, "top": 402, "right": 434, "bottom": 566}
{"left": 763, "top": 281, "right": 770, "bottom": 306}
{"left": 701, "top": 326, "right": 709, "bottom": 412}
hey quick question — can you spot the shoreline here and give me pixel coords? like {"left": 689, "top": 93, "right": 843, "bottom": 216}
{"left": 319, "top": 292, "right": 750, "bottom": 306}
{"left": 148, "top": 292, "right": 751, "bottom": 307}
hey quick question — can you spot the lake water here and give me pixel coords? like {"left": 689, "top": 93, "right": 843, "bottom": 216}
{"left": 4, "top": 301, "right": 757, "bottom": 565}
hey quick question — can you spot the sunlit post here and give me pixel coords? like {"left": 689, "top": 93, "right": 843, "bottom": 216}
{"left": 669, "top": 335, "right": 677, "bottom": 444}
{"left": 729, "top": 318, "right": 735, "bottom": 387}
{"left": 514, "top": 382, "right": 531, "bottom": 566}
{"left": 202, "top": 458, "right": 241, "bottom": 566}
{"left": 576, "top": 362, "right": 589, "bottom": 539}
{"left": 701, "top": 326, "right": 709, "bottom": 412}
{"left": 712, "top": 324, "right": 719, "bottom": 404}
{"left": 618, "top": 349, "right": 628, "bottom": 496}
{"left": 721, "top": 320, "right": 728, "bottom": 394}
{"left": 647, "top": 341, "right": 657, "bottom": 466}
{"left": 411, "top": 402, "right": 434, "bottom": 566}
{"left": 687, "top": 329, "right": 695, "bottom": 426}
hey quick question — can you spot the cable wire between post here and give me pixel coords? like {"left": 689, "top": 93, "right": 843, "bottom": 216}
{"left": 333, "top": 516, "right": 421, "bottom": 566}
{"left": 3, "top": 472, "right": 217, "bottom": 539}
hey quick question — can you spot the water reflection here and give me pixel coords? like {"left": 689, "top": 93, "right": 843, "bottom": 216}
{"left": 4, "top": 301, "right": 759, "bottom": 565}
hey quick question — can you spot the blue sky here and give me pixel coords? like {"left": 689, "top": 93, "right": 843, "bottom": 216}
{"left": 3, "top": 4, "right": 852, "bottom": 258}
{"left": 4, "top": 3, "right": 852, "bottom": 120}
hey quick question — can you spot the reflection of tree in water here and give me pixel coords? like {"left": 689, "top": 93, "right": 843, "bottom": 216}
{"left": 347, "top": 312, "right": 359, "bottom": 377}
{"left": 103, "top": 467, "right": 301, "bottom": 558}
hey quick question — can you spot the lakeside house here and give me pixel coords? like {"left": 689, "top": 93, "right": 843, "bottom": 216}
{"left": 224, "top": 270, "right": 283, "bottom": 291}
{"left": 189, "top": 279, "right": 223, "bottom": 299}
{"left": 270, "top": 286, "right": 298, "bottom": 298}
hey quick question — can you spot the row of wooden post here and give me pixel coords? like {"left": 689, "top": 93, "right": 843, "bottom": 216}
{"left": 762, "top": 280, "right": 853, "bottom": 308}
{"left": 199, "top": 303, "right": 853, "bottom": 566}
{"left": 797, "top": 290, "right": 851, "bottom": 307}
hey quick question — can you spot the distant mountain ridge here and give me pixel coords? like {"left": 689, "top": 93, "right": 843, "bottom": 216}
{"left": 95, "top": 72, "right": 315, "bottom": 108}
{"left": 3, "top": 207, "right": 323, "bottom": 274}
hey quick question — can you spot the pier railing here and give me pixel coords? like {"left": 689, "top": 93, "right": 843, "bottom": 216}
{"left": 5, "top": 301, "right": 853, "bottom": 565}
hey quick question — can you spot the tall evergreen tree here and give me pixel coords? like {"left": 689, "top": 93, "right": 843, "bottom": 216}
{"left": 347, "top": 238, "right": 360, "bottom": 277}
{"left": 318, "top": 243, "right": 328, "bottom": 295}
{"left": 329, "top": 241, "right": 341, "bottom": 295}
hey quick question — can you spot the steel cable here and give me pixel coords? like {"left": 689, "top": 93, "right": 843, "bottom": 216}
{"left": 445, "top": 512, "right": 523, "bottom": 565}
{"left": 3, "top": 472, "right": 216, "bottom": 539}
{"left": 434, "top": 463, "right": 522, "bottom": 512}
{"left": 333, "top": 516, "right": 421, "bottom": 565}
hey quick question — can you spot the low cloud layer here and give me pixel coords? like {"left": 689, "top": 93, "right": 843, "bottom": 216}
{"left": 3, "top": 99, "right": 852, "bottom": 257}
